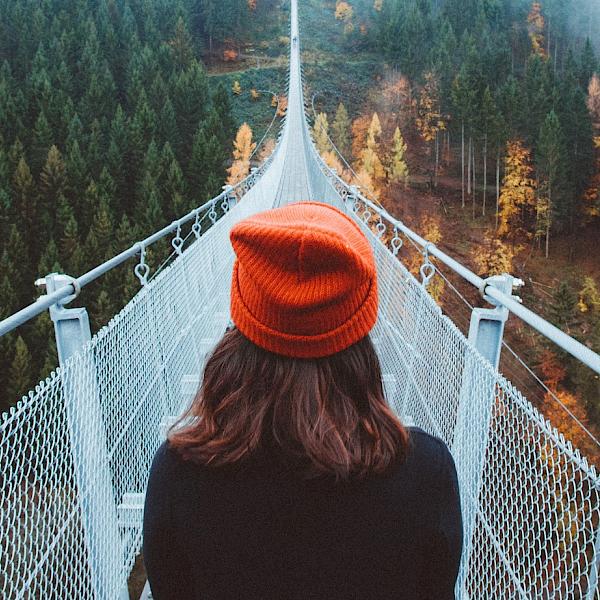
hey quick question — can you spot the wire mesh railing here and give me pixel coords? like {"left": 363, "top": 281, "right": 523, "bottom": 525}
{"left": 304, "top": 135, "right": 600, "bottom": 598}
{"left": 0, "top": 162, "right": 284, "bottom": 599}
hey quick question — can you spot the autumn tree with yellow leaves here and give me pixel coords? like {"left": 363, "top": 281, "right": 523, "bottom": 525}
{"left": 416, "top": 72, "right": 446, "bottom": 186}
{"left": 387, "top": 127, "right": 409, "bottom": 187}
{"left": 474, "top": 235, "right": 515, "bottom": 276}
{"left": 355, "top": 113, "right": 386, "bottom": 196}
{"left": 583, "top": 139, "right": 600, "bottom": 219}
{"left": 527, "top": 2, "right": 546, "bottom": 58}
{"left": 497, "top": 139, "right": 536, "bottom": 246}
{"left": 313, "top": 112, "right": 330, "bottom": 155}
{"left": 405, "top": 215, "right": 445, "bottom": 304}
{"left": 276, "top": 95, "right": 288, "bottom": 117}
{"left": 227, "top": 123, "right": 256, "bottom": 186}
{"left": 335, "top": 1, "right": 354, "bottom": 34}
{"left": 258, "top": 138, "right": 276, "bottom": 163}
{"left": 588, "top": 74, "right": 600, "bottom": 125}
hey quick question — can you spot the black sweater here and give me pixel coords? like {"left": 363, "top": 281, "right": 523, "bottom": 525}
{"left": 143, "top": 427, "right": 463, "bottom": 600}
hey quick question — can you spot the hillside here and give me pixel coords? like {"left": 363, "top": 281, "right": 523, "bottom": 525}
{"left": 298, "top": 0, "right": 600, "bottom": 461}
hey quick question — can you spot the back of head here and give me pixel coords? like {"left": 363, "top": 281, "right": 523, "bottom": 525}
{"left": 169, "top": 202, "right": 408, "bottom": 480}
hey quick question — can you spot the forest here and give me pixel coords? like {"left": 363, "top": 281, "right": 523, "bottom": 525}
{"left": 1, "top": 0, "right": 600, "bottom": 461}
{"left": 305, "top": 0, "right": 600, "bottom": 458}
{"left": 0, "top": 0, "right": 283, "bottom": 414}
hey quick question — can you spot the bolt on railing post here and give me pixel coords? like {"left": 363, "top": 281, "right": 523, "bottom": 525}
{"left": 40, "top": 273, "right": 129, "bottom": 600}
{"left": 222, "top": 184, "right": 236, "bottom": 210}
{"left": 452, "top": 273, "right": 517, "bottom": 597}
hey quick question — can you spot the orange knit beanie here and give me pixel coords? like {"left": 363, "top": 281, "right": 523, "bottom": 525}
{"left": 229, "top": 201, "right": 378, "bottom": 358}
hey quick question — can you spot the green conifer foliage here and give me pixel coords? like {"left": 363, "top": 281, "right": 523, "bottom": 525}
{"left": 331, "top": 103, "right": 351, "bottom": 159}
{"left": 7, "top": 336, "right": 34, "bottom": 403}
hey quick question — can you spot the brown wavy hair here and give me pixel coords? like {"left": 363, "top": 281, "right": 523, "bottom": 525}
{"left": 168, "top": 327, "right": 409, "bottom": 480}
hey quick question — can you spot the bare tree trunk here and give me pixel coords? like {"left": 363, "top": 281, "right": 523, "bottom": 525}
{"left": 467, "top": 135, "right": 471, "bottom": 197}
{"left": 545, "top": 185, "right": 552, "bottom": 259}
{"left": 461, "top": 122, "right": 465, "bottom": 208}
{"left": 434, "top": 132, "right": 439, "bottom": 188}
{"left": 482, "top": 132, "right": 487, "bottom": 216}
{"left": 472, "top": 140, "right": 476, "bottom": 219}
{"left": 495, "top": 149, "right": 500, "bottom": 230}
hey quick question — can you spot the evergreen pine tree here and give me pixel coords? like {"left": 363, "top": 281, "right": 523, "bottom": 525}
{"left": 536, "top": 110, "right": 567, "bottom": 256}
{"left": 13, "top": 157, "right": 40, "bottom": 259}
{"left": 387, "top": 127, "right": 409, "bottom": 187}
{"left": 7, "top": 336, "right": 34, "bottom": 402}
{"left": 32, "top": 110, "right": 53, "bottom": 174}
{"left": 91, "top": 289, "right": 115, "bottom": 332}
{"left": 331, "top": 103, "right": 351, "bottom": 158}
{"left": 212, "top": 82, "right": 236, "bottom": 144}
{"left": 580, "top": 38, "right": 597, "bottom": 88}
{"left": 549, "top": 280, "right": 576, "bottom": 331}
{"left": 37, "top": 239, "right": 62, "bottom": 277}
{"left": 40, "top": 145, "right": 67, "bottom": 236}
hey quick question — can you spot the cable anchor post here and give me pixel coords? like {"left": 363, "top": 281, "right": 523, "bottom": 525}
{"left": 134, "top": 243, "right": 150, "bottom": 287}
{"left": 390, "top": 226, "right": 403, "bottom": 256}
{"left": 222, "top": 184, "right": 236, "bottom": 212}
{"left": 171, "top": 223, "right": 184, "bottom": 256}
{"left": 419, "top": 242, "right": 436, "bottom": 288}
{"left": 191, "top": 209, "right": 202, "bottom": 239}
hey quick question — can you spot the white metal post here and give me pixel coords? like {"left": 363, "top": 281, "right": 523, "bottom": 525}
{"left": 452, "top": 274, "right": 517, "bottom": 598}
{"left": 42, "top": 273, "right": 129, "bottom": 600}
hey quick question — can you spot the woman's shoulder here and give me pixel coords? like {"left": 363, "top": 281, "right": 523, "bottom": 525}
{"left": 400, "top": 426, "right": 456, "bottom": 481}
{"left": 407, "top": 426, "right": 452, "bottom": 459}
{"left": 149, "top": 440, "right": 196, "bottom": 482}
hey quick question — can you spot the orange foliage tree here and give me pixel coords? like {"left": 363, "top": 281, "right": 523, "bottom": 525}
{"left": 527, "top": 2, "right": 546, "bottom": 58}
{"left": 497, "top": 139, "right": 537, "bottom": 245}
{"left": 588, "top": 74, "right": 600, "bottom": 125}
{"left": 276, "top": 95, "right": 288, "bottom": 117}
{"left": 474, "top": 234, "right": 515, "bottom": 276}
{"left": 416, "top": 72, "right": 446, "bottom": 184}
{"left": 351, "top": 114, "right": 371, "bottom": 161}
{"left": 227, "top": 123, "right": 256, "bottom": 186}
{"left": 335, "top": 1, "right": 354, "bottom": 33}
{"left": 582, "top": 143, "right": 600, "bottom": 219}
{"left": 258, "top": 138, "right": 276, "bottom": 163}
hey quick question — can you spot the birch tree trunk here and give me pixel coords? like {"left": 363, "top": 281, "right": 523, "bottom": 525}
{"left": 482, "top": 133, "right": 487, "bottom": 216}
{"left": 434, "top": 132, "right": 439, "bottom": 188}
{"left": 495, "top": 149, "right": 500, "bottom": 230}
{"left": 467, "top": 135, "right": 471, "bottom": 198}
{"left": 472, "top": 140, "right": 476, "bottom": 219}
{"left": 461, "top": 122, "right": 465, "bottom": 208}
{"left": 546, "top": 184, "right": 552, "bottom": 259}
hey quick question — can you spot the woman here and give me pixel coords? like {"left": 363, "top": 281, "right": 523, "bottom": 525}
{"left": 143, "top": 201, "right": 463, "bottom": 599}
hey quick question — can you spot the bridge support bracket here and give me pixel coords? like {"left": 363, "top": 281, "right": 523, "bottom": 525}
{"left": 39, "top": 273, "right": 129, "bottom": 600}
{"left": 468, "top": 273, "right": 519, "bottom": 368}
{"left": 453, "top": 273, "right": 520, "bottom": 596}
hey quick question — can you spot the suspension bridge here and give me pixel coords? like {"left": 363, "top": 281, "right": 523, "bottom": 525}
{"left": 1, "top": 1, "right": 599, "bottom": 598}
